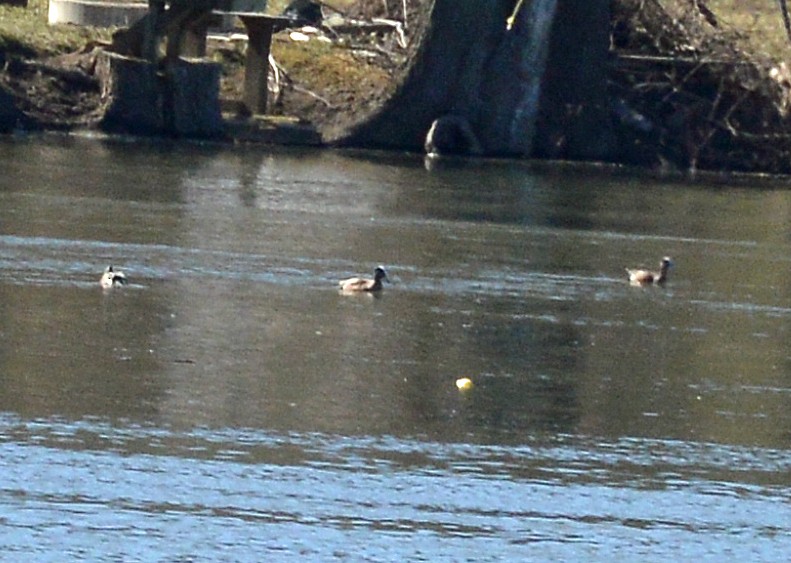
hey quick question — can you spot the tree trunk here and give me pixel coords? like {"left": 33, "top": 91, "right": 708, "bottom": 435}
{"left": 533, "top": 1, "right": 612, "bottom": 160}
{"left": 327, "top": 0, "right": 611, "bottom": 160}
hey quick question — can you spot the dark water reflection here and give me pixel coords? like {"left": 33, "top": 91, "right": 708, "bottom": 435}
{"left": 1, "top": 136, "right": 791, "bottom": 560}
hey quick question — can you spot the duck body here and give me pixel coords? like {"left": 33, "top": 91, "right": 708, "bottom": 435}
{"left": 339, "top": 266, "right": 389, "bottom": 293}
{"left": 100, "top": 265, "right": 128, "bottom": 288}
{"left": 626, "top": 257, "right": 672, "bottom": 285}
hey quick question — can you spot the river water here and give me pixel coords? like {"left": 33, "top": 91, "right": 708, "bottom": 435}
{"left": 1, "top": 134, "right": 790, "bottom": 561}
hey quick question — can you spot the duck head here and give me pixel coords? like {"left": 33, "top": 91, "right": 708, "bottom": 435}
{"left": 374, "top": 266, "right": 389, "bottom": 283}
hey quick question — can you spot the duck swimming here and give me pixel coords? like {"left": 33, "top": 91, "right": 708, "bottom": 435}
{"left": 100, "top": 265, "right": 128, "bottom": 288}
{"left": 339, "top": 266, "right": 389, "bottom": 292}
{"left": 626, "top": 257, "right": 673, "bottom": 285}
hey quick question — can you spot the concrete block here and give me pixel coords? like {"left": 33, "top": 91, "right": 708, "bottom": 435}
{"left": 167, "top": 58, "right": 224, "bottom": 137}
{"left": 48, "top": 0, "right": 147, "bottom": 27}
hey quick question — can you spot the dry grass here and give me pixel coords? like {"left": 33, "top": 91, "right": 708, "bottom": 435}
{"left": 271, "top": 36, "right": 392, "bottom": 94}
{"left": 706, "top": 0, "right": 791, "bottom": 62}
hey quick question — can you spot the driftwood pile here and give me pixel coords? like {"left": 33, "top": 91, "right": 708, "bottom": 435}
{"left": 611, "top": 0, "right": 791, "bottom": 173}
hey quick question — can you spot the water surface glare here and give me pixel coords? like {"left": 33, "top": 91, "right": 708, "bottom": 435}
{"left": 1, "top": 136, "right": 791, "bottom": 560}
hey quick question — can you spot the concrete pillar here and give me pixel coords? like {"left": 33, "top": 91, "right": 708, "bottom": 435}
{"left": 239, "top": 15, "right": 278, "bottom": 115}
{"left": 167, "top": 58, "right": 224, "bottom": 136}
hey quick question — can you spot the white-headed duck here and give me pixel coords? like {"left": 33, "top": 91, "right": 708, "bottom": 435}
{"left": 339, "top": 266, "right": 389, "bottom": 292}
{"left": 100, "top": 265, "right": 128, "bottom": 289}
{"left": 626, "top": 257, "right": 673, "bottom": 285}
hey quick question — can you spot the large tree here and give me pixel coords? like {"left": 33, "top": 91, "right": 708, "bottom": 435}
{"left": 327, "top": 0, "right": 611, "bottom": 160}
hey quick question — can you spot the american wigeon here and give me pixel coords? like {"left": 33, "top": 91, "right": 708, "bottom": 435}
{"left": 626, "top": 257, "right": 673, "bottom": 285}
{"left": 339, "top": 266, "right": 389, "bottom": 292}
{"left": 100, "top": 265, "right": 128, "bottom": 288}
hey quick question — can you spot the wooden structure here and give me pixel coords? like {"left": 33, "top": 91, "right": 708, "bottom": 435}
{"left": 112, "top": 0, "right": 291, "bottom": 115}
{"left": 182, "top": 11, "right": 292, "bottom": 115}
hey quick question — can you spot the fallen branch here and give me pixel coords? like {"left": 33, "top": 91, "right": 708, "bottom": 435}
{"left": 291, "top": 84, "right": 334, "bottom": 108}
{"left": 324, "top": 18, "right": 406, "bottom": 41}
{"left": 268, "top": 54, "right": 282, "bottom": 106}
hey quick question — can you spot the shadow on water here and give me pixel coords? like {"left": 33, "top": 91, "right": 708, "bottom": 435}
{"left": 1, "top": 136, "right": 791, "bottom": 559}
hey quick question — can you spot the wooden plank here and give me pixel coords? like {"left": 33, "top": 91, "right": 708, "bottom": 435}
{"left": 114, "top": 2, "right": 287, "bottom": 116}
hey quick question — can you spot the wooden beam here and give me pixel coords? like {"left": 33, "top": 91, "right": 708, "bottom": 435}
{"left": 240, "top": 15, "right": 275, "bottom": 115}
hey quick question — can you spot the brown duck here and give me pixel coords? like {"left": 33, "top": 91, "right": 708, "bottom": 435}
{"left": 626, "top": 257, "right": 673, "bottom": 285}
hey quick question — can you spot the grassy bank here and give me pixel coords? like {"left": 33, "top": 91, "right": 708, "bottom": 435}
{"left": 0, "top": 0, "right": 110, "bottom": 57}
{"left": 0, "top": 0, "right": 361, "bottom": 57}
{"left": 1, "top": 1, "right": 789, "bottom": 61}
{"left": 708, "top": 0, "right": 791, "bottom": 62}
{"left": 0, "top": 0, "right": 386, "bottom": 121}
{"left": 2, "top": 0, "right": 791, "bottom": 171}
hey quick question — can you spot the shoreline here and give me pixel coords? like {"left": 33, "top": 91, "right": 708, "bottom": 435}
{"left": 9, "top": 122, "right": 791, "bottom": 189}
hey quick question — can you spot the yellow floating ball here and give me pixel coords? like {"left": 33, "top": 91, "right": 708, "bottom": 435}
{"left": 455, "top": 377, "right": 474, "bottom": 391}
